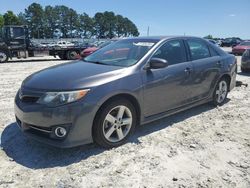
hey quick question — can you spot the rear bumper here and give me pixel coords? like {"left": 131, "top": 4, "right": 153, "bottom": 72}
{"left": 241, "top": 61, "right": 250, "bottom": 69}
{"left": 14, "top": 94, "right": 97, "bottom": 148}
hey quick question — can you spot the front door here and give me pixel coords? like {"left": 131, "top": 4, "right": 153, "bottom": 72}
{"left": 142, "top": 39, "right": 194, "bottom": 117}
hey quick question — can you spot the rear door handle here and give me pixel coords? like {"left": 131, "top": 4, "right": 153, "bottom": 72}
{"left": 217, "top": 61, "right": 222, "bottom": 67}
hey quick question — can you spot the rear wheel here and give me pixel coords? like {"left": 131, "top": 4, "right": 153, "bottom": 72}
{"left": 93, "top": 99, "right": 136, "bottom": 148}
{"left": 212, "top": 78, "right": 228, "bottom": 106}
{"left": 0, "top": 51, "right": 9, "bottom": 63}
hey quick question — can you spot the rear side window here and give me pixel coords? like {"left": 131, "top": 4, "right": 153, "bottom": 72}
{"left": 152, "top": 40, "right": 187, "bottom": 65}
{"left": 243, "top": 49, "right": 250, "bottom": 57}
{"left": 187, "top": 39, "right": 210, "bottom": 60}
{"left": 209, "top": 46, "right": 219, "bottom": 57}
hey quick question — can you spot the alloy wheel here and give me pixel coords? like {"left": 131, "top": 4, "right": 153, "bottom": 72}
{"left": 215, "top": 80, "right": 228, "bottom": 103}
{"left": 102, "top": 105, "right": 133, "bottom": 143}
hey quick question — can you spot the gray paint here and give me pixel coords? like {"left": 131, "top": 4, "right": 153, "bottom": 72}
{"left": 15, "top": 36, "right": 237, "bottom": 148}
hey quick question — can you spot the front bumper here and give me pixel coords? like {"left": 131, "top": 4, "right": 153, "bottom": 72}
{"left": 14, "top": 93, "right": 97, "bottom": 148}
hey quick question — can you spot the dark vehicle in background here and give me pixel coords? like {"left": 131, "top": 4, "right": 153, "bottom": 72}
{"left": 207, "top": 39, "right": 220, "bottom": 47}
{"left": 232, "top": 41, "right": 250, "bottom": 56}
{"left": 241, "top": 49, "right": 250, "bottom": 72}
{"left": 15, "top": 36, "right": 237, "bottom": 148}
{"left": 0, "top": 25, "right": 88, "bottom": 63}
{"left": 81, "top": 39, "right": 118, "bottom": 57}
{"left": 221, "top": 37, "right": 242, "bottom": 47}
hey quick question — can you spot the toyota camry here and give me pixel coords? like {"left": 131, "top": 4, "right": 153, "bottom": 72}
{"left": 15, "top": 36, "right": 237, "bottom": 148}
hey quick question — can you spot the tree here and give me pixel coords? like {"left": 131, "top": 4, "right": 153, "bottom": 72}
{"left": 18, "top": 13, "right": 27, "bottom": 25}
{"left": 52, "top": 5, "right": 79, "bottom": 38}
{"left": 115, "top": 15, "right": 125, "bottom": 37}
{"left": 93, "top": 11, "right": 139, "bottom": 39}
{"left": 24, "top": 3, "right": 44, "bottom": 38}
{"left": 3, "top": 11, "right": 20, "bottom": 25}
{"left": 0, "top": 15, "right": 4, "bottom": 28}
{"left": 44, "top": 5, "right": 58, "bottom": 38}
{"left": 16, "top": 3, "right": 139, "bottom": 39}
{"left": 204, "top": 34, "right": 213, "bottom": 39}
{"left": 79, "top": 13, "right": 94, "bottom": 38}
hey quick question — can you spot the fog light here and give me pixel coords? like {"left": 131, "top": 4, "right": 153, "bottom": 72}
{"left": 55, "top": 127, "right": 67, "bottom": 138}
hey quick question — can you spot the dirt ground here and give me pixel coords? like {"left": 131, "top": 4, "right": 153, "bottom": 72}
{"left": 0, "top": 53, "right": 249, "bottom": 188}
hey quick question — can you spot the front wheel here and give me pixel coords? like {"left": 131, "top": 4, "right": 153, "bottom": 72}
{"left": 212, "top": 78, "right": 229, "bottom": 106}
{"left": 0, "top": 51, "right": 9, "bottom": 63}
{"left": 93, "top": 99, "right": 137, "bottom": 148}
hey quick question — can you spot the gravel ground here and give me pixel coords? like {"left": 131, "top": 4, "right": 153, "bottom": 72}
{"left": 0, "top": 54, "right": 249, "bottom": 188}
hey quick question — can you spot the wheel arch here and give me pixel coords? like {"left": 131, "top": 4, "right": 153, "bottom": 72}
{"left": 219, "top": 74, "right": 232, "bottom": 91}
{"left": 92, "top": 93, "right": 141, "bottom": 137}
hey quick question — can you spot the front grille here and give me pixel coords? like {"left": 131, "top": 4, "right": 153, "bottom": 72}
{"left": 21, "top": 96, "right": 39, "bottom": 103}
{"left": 18, "top": 87, "right": 43, "bottom": 104}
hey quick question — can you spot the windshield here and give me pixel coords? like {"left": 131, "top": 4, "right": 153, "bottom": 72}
{"left": 98, "top": 41, "right": 113, "bottom": 48}
{"left": 84, "top": 39, "right": 157, "bottom": 67}
{"left": 240, "top": 42, "right": 250, "bottom": 46}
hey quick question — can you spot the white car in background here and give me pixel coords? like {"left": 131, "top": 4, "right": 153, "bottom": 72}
{"left": 56, "top": 41, "right": 75, "bottom": 48}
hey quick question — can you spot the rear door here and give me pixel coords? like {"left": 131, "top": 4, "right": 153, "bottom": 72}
{"left": 185, "top": 39, "right": 221, "bottom": 101}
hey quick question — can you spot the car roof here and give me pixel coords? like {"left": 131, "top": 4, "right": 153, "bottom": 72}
{"left": 125, "top": 36, "right": 205, "bottom": 42}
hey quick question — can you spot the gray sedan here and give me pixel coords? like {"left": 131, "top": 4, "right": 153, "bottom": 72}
{"left": 15, "top": 36, "right": 237, "bottom": 148}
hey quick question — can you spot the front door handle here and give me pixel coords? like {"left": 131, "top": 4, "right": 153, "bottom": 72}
{"left": 184, "top": 67, "right": 192, "bottom": 75}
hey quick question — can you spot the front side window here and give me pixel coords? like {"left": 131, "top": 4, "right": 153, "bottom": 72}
{"left": 209, "top": 46, "right": 219, "bottom": 57}
{"left": 187, "top": 39, "right": 210, "bottom": 60}
{"left": 84, "top": 39, "right": 157, "bottom": 67}
{"left": 152, "top": 40, "right": 187, "bottom": 65}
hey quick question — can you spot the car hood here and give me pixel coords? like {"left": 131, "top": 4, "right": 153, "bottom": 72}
{"left": 22, "top": 61, "right": 126, "bottom": 91}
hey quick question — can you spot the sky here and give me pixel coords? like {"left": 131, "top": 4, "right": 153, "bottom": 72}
{"left": 1, "top": 0, "right": 250, "bottom": 39}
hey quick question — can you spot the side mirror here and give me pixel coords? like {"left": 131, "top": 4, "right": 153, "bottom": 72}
{"left": 147, "top": 58, "right": 168, "bottom": 69}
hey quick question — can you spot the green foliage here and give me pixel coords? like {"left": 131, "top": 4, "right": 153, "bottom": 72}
{"left": 3, "top": 11, "right": 21, "bottom": 25}
{"left": 1, "top": 3, "right": 139, "bottom": 39}
{"left": 24, "top": 3, "right": 44, "bottom": 38}
{"left": 204, "top": 34, "right": 213, "bottom": 39}
{"left": 0, "top": 15, "right": 4, "bottom": 28}
{"left": 79, "top": 13, "right": 94, "bottom": 38}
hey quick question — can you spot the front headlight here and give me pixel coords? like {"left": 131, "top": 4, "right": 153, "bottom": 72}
{"left": 37, "top": 89, "right": 90, "bottom": 106}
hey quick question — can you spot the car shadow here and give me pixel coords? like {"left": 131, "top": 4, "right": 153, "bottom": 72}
{"left": 1, "top": 102, "right": 222, "bottom": 169}
{"left": 237, "top": 72, "right": 250, "bottom": 76}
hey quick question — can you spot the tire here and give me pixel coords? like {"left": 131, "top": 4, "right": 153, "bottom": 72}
{"left": 58, "top": 53, "right": 67, "bottom": 60}
{"left": 66, "top": 50, "right": 78, "bottom": 60}
{"left": 212, "top": 78, "right": 229, "bottom": 106}
{"left": 93, "top": 99, "right": 137, "bottom": 148}
{"left": 0, "top": 51, "right": 9, "bottom": 63}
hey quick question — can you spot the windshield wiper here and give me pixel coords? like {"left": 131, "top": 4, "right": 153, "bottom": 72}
{"left": 83, "top": 59, "right": 108, "bottom": 65}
